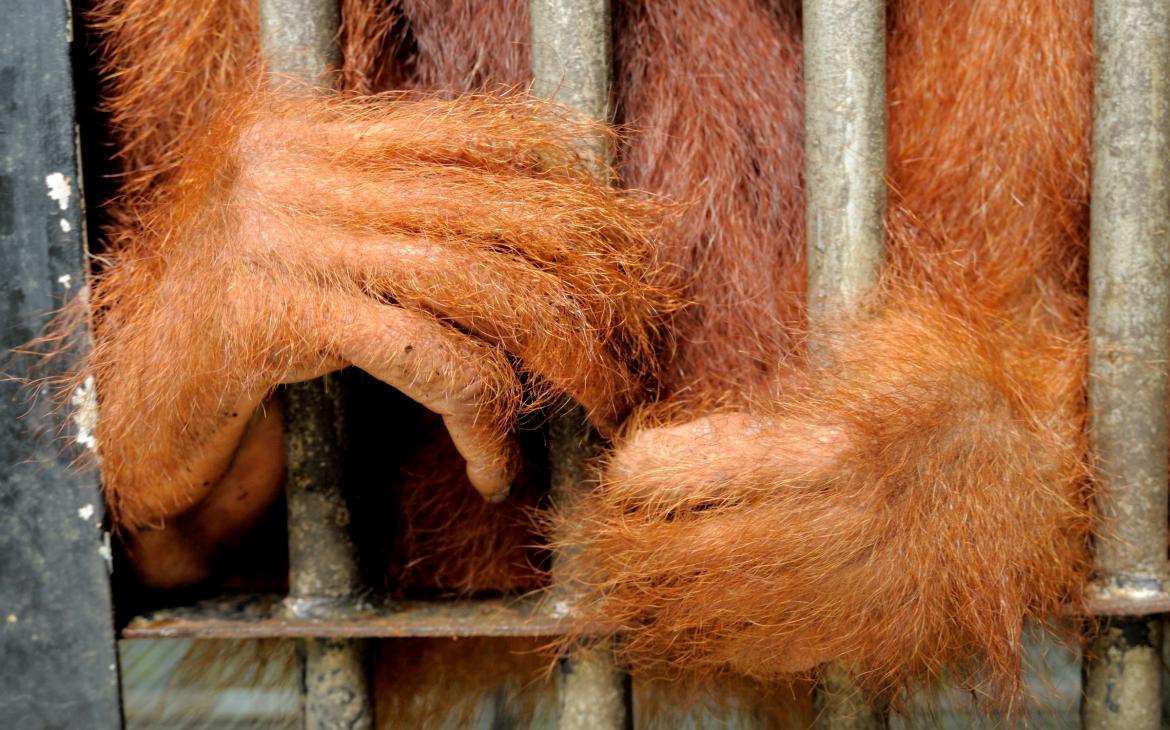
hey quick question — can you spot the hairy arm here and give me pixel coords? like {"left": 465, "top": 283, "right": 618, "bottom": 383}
{"left": 558, "top": 300, "right": 1092, "bottom": 700}
{"left": 72, "top": 90, "right": 675, "bottom": 583}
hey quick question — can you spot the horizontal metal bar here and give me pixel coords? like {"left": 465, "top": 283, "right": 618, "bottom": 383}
{"left": 121, "top": 595, "right": 585, "bottom": 639}
{"left": 1083, "top": 594, "right": 1170, "bottom": 617}
{"left": 1080, "top": 574, "right": 1170, "bottom": 616}
{"left": 123, "top": 579, "right": 1170, "bottom": 643}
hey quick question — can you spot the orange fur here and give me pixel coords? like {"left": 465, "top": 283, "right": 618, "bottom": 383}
{"left": 554, "top": 0, "right": 1095, "bottom": 706}
{"left": 72, "top": 0, "right": 1098, "bottom": 720}
{"left": 613, "top": 0, "right": 806, "bottom": 400}
{"left": 72, "top": 83, "right": 674, "bottom": 527}
{"left": 379, "top": 405, "right": 547, "bottom": 595}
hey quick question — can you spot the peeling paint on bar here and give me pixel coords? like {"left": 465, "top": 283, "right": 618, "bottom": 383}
{"left": 71, "top": 375, "right": 98, "bottom": 450}
{"left": 98, "top": 531, "right": 113, "bottom": 571}
{"left": 44, "top": 171, "right": 71, "bottom": 210}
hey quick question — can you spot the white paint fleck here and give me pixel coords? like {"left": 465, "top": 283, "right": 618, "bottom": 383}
{"left": 6, "top": 614, "right": 16, "bottom": 624}
{"left": 71, "top": 376, "right": 99, "bottom": 450}
{"left": 78, "top": 503, "right": 95, "bottom": 521}
{"left": 57, "top": 273, "right": 72, "bottom": 290}
{"left": 45, "top": 172, "right": 72, "bottom": 211}
{"left": 98, "top": 532, "right": 113, "bottom": 572}
{"left": 59, "top": 218, "right": 72, "bottom": 233}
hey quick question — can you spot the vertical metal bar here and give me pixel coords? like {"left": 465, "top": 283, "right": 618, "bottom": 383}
{"left": 530, "top": 0, "right": 612, "bottom": 170}
{"left": 804, "top": 0, "right": 888, "bottom": 326}
{"left": 545, "top": 419, "right": 631, "bottom": 730}
{"left": 260, "top": 0, "right": 342, "bottom": 85}
{"left": 259, "top": 3, "right": 373, "bottom": 728}
{"left": 1083, "top": 1, "right": 1170, "bottom": 728}
{"left": 281, "top": 385, "right": 373, "bottom": 730}
{"left": 803, "top": 0, "right": 887, "bottom": 728}
{"left": 531, "top": 3, "right": 630, "bottom": 729}
{"left": 0, "top": 1, "right": 123, "bottom": 726}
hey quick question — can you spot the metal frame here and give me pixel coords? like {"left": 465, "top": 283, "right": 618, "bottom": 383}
{"left": 6, "top": 0, "right": 1170, "bottom": 727}
{"left": 0, "top": 0, "right": 123, "bottom": 726}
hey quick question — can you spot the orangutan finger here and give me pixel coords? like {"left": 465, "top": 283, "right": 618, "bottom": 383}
{"left": 253, "top": 95, "right": 596, "bottom": 174}
{"left": 320, "top": 237, "right": 637, "bottom": 430}
{"left": 184, "top": 398, "right": 287, "bottom": 546}
{"left": 109, "top": 387, "right": 269, "bottom": 528}
{"left": 318, "top": 295, "right": 521, "bottom": 501}
{"left": 604, "top": 412, "right": 853, "bottom": 508}
{"left": 124, "top": 400, "right": 287, "bottom": 588}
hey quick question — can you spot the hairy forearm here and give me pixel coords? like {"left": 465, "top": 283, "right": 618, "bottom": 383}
{"left": 559, "top": 298, "right": 1091, "bottom": 700}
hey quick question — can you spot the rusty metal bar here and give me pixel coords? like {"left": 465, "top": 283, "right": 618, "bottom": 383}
{"left": 276, "top": 386, "right": 375, "bottom": 730}
{"left": 259, "top": 2, "right": 374, "bottom": 728}
{"left": 1083, "top": 1, "right": 1170, "bottom": 727}
{"left": 803, "top": 0, "right": 888, "bottom": 727}
{"left": 1083, "top": 594, "right": 1170, "bottom": 617}
{"left": 531, "top": 2, "right": 630, "bottom": 729}
{"left": 122, "top": 595, "right": 583, "bottom": 639}
{"left": 545, "top": 418, "right": 631, "bottom": 730}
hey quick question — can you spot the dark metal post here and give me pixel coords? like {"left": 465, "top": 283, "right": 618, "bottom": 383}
{"left": 1083, "top": 1, "right": 1170, "bottom": 727}
{"left": 259, "top": 2, "right": 373, "bottom": 728}
{"left": 804, "top": 0, "right": 888, "bottom": 727}
{"left": 531, "top": 2, "right": 631, "bottom": 728}
{"left": 0, "top": 0, "right": 123, "bottom": 726}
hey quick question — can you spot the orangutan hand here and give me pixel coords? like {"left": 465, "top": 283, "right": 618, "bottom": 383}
{"left": 80, "top": 90, "right": 673, "bottom": 552}
{"left": 558, "top": 307, "right": 1091, "bottom": 699}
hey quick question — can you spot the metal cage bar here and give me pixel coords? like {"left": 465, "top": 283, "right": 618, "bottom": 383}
{"left": 258, "top": 2, "right": 375, "bottom": 728}
{"left": 804, "top": 0, "right": 887, "bottom": 328}
{"left": 803, "top": 0, "right": 888, "bottom": 727}
{"left": 0, "top": 1, "right": 123, "bottom": 726}
{"left": 1082, "top": 0, "right": 1170, "bottom": 728}
{"left": 530, "top": 2, "right": 632, "bottom": 729}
